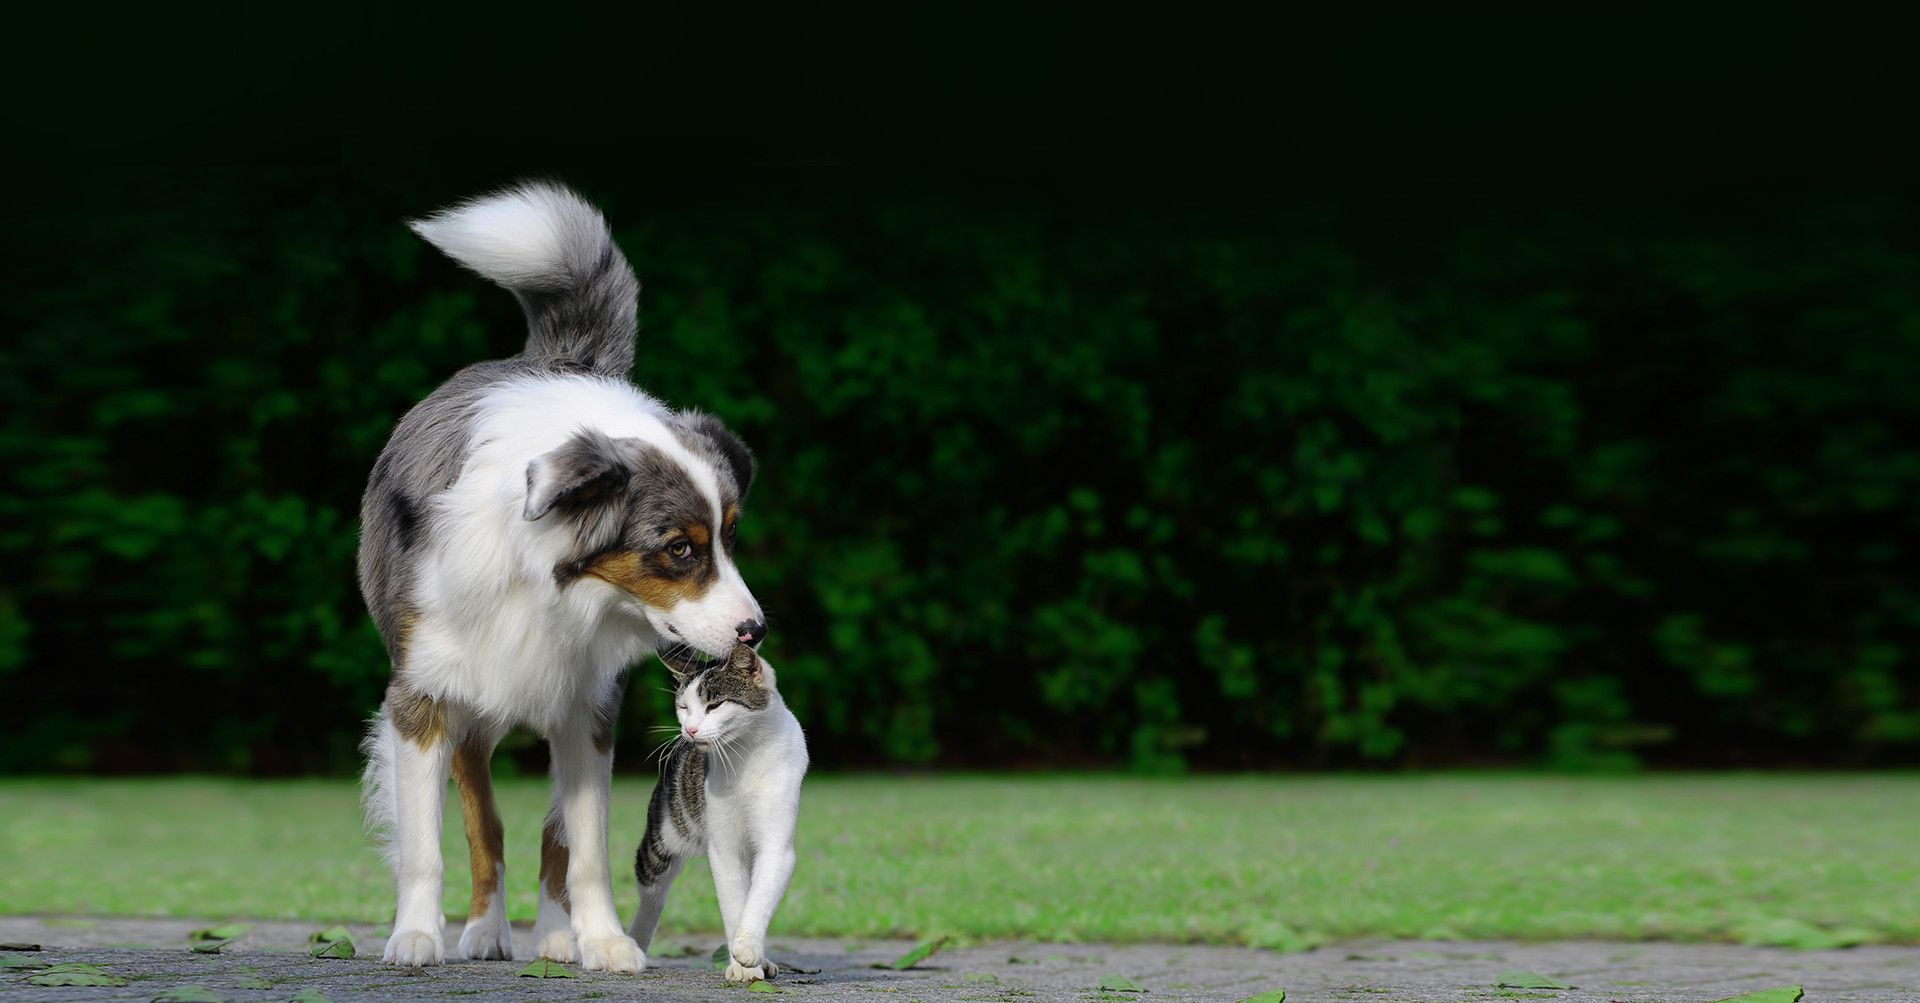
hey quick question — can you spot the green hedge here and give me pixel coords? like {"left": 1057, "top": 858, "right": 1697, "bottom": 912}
{"left": 3, "top": 173, "right": 1917, "bottom": 772}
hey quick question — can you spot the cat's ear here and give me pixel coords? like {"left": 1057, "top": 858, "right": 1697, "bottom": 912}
{"left": 729, "top": 645, "right": 768, "bottom": 686}
{"left": 656, "top": 645, "right": 706, "bottom": 686}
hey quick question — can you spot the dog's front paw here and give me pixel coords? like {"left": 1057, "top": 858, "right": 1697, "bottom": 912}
{"left": 458, "top": 915, "right": 514, "bottom": 961}
{"left": 577, "top": 932, "right": 646, "bottom": 973}
{"left": 533, "top": 924, "right": 577, "bottom": 963}
{"left": 383, "top": 929, "right": 445, "bottom": 967}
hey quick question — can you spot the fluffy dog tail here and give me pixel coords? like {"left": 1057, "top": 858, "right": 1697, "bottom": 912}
{"left": 409, "top": 182, "right": 639, "bottom": 376}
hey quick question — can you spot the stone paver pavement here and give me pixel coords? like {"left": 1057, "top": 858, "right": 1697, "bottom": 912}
{"left": 1, "top": 916, "right": 1914, "bottom": 1001}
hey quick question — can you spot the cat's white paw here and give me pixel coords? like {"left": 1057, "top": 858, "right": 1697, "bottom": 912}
{"left": 383, "top": 929, "right": 445, "bottom": 966}
{"left": 533, "top": 925, "right": 578, "bottom": 963}
{"left": 726, "top": 958, "right": 777, "bottom": 982}
{"left": 727, "top": 939, "right": 776, "bottom": 982}
{"left": 577, "top": 932, "right": 647, "bottom": 973}
{"left": 458, "top": 915, "right": 514, "bottom": 960}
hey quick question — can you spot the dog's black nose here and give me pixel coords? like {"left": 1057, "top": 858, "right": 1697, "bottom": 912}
{"left": 736, "top": 619, "right": 767, "bottom": 646}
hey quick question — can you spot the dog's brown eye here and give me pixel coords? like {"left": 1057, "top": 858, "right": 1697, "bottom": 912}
{"left": 668, "top": 540, "right": 693, "bottom": 560}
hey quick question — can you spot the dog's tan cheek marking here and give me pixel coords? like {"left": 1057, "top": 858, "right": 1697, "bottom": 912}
{"left": 387, "top": 682, "right": 446, "bottom": 747}
{"left": 583, "top": 551, "right": 715, "bottom": 609}
{"left": 540, "top": 817, "right": 570, "bottom": 912}
{"left": 451, "top": 740, "right": 504, "bottom": 917}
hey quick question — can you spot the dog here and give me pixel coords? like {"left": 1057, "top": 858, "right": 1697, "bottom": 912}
{"left": 357, "top": 183, "right": 766, "bottom": 971}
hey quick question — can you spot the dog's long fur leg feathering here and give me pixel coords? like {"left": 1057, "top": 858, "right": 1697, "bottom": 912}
{"left": 357, "top": 183, "right": 767, "bottom": 971}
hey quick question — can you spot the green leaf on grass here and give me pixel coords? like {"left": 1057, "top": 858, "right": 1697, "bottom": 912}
{"left": 877, "top": 935, "right": 951, "bottom": 970}
{"left": 188, "top": 924, "right": 252, "bottom": 942}
{"left": 1, "top": 953, "right": 49, "bottom": 970}
{"left": 42, "top": 962, "right": 110, "bottom": 974}
{"left": 517, "top": 959, "right": 575, "bottom": 979}
{"left": 152, "top": 985, "right": 227, "bottom": 1002}
{"left": 963, "top": 972, "right": 998, "bottom": 983}
{"left": 1238, "top": 992, "right": 1287, "bottom": 1003}
{"left": 309, "top": 938, "right": 354, "bottom": 959}
{"left": 236, "top": 975, "right": 273, "bottom": 990}
{"left": 190, "top": 938, "right": 233, "bottom": 954}
{"left": 1712, "top": 988, "right": 1804, "bottom": 1003}
{"left": 1098, "top": 973, "right": 1146, "bottom": 992}
{"left": 713, "top": 944, "right": 732, "bottom": 970}
{"left": 307, "top": 926, "right": 352, "bottom": 945}
{"left": 289, "top": 991, "right": 334, "bottom": 1003}
{"left": 748, "top": 981, "right": 779, "bottom": 993}
{"left": 28, "top": 972, "right": 130, "bottom": 987}
{"left": 1495, "top": 971, "right": 1572, "bottom": 989}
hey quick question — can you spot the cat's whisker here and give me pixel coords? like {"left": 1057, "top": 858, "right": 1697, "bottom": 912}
{"left": 644, "top": 733, "right": 680, "bottom": 770}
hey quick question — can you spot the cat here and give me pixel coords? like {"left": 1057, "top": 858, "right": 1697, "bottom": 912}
{"left": 628, "top": 642, "right": 808, "bottom": 981}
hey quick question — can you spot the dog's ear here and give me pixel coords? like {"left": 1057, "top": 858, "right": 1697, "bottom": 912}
{"left": 670, "top": 410, "right": 756, "bottom": 499}
{"left": 524, "top": 428, "right": 631, "bottom": 521}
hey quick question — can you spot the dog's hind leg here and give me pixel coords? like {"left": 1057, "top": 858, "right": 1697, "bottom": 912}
{"left": 452, "top": 734, "right": 513, "bottom": 960}
{"left": 373, "top": 688, "right": 453, "bottom": 966}
{"left": 532, "top": 807, "right": 576, "bottom": 961}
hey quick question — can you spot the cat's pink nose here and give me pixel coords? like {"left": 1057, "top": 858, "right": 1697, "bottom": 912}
{"left": 683, "top": 725, "right": 699, "bottom": 737}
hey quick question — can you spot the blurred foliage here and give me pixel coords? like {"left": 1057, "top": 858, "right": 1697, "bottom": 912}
{"left": 3, "top": 171, "right": 1917, "bottom": 773}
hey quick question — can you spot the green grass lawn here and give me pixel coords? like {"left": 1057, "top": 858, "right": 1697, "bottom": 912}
{"left": 1, "top": 774, "right": 1914, "bottom": 946}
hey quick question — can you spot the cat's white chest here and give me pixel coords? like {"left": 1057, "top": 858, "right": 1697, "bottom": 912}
{"left": 702, "top": 712, "right": 808, "bottom": 844}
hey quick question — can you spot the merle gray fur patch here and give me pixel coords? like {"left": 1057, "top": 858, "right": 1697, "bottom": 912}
{"left": 670, "top": 409, "right": 756, "bottom": 502}
{"left": 525, "top": 427, "right": 633, "bottom": 521}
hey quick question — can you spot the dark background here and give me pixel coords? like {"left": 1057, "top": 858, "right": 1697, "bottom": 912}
{"left": 3, "top": 9, "right": 1917, "bottom": 774}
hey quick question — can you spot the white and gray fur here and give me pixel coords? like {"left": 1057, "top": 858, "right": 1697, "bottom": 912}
{"left": 629, "top": 643, "right": 808, "bottom": 983}
{"left": 357, "top": 182, "right": 767, "bottom": 973}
